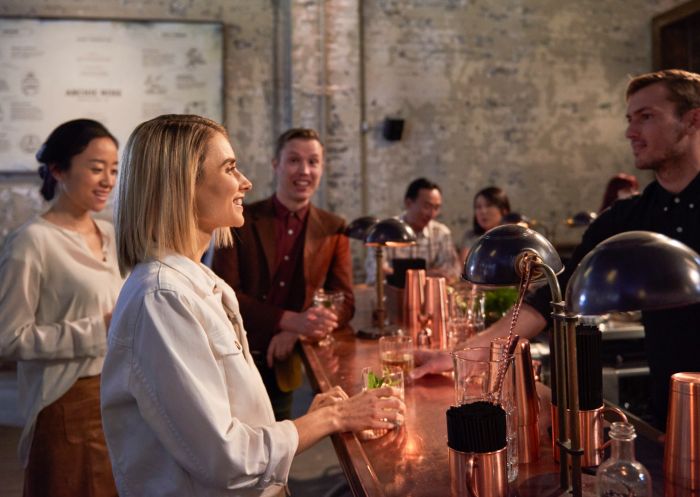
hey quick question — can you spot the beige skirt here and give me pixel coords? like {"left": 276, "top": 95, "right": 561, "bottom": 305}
{"left": 23, "top": 375, "right": 117, "bottom": 497}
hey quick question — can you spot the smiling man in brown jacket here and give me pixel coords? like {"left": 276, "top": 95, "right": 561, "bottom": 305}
{"left": 212, "top": 128, "right": 354, "bottom": 420}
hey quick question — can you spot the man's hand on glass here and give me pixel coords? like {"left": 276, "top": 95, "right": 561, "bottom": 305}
{"left": 280, "top": 306, "right": 338, "bottom": 340}
{"left": 409, "top": 349, "right": 452, "bottom": 381}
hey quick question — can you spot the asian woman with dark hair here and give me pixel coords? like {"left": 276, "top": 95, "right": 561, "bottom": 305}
{"left": 0, "top": 119, "right": 122, "bottom": 497}
{"left": 459, "top": 186, "right": 511, "bottom": 262}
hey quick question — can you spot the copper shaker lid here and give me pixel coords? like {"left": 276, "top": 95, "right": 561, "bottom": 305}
{"left": 670, "top": 372, "right": 700, "bottom": 395}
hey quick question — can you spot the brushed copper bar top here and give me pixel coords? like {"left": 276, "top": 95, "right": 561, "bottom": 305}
{"left": 301, "top": 330, "right": 560, "bottom": 497}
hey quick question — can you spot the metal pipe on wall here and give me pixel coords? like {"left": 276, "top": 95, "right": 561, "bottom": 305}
{"left": 317, "top": 0, "right": 328, "bottom": 209}
{"left": 358, "top": 0, "right": 369, "bottom": 218}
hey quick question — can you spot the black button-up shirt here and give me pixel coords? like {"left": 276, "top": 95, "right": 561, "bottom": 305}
{"left": 526, "top": 172, "right": 700, "bottom": 429}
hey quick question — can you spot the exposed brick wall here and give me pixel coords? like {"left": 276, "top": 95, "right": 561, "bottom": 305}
{"left": 0, "top": 0, "right": 689, "bottom": 277}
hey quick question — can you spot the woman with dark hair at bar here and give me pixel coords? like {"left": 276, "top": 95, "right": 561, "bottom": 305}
{"left": 0, "top": 119, "right": 122, "bottom": 497}
{"left": 459, "top": 186, "right": 511, "bottom": 262}
{"left": 101, "top": 114, "right": 403, "bottom": 497}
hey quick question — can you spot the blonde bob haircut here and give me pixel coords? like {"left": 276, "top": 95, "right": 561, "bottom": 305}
{"left": 115, "top": 114, "right": 233, "bottom": 275}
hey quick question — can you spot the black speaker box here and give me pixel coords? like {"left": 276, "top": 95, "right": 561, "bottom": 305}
{"left": 382, "top": 118, "right": 404, "bottom": 141}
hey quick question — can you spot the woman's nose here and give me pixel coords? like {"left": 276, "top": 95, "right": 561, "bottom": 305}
{"left": 239, "top": 171, "right": 253, "bottom": 191}
{"left": 102, "top": 171, "right": 114, "bottom": 187}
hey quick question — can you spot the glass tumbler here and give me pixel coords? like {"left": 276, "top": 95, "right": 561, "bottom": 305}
{"left": 378, "top": 335, "right": 414, "bottom": 376}
{"left": 312, "top": 289, "right": 344, "bottom": 347}
{"left": 358, "top": 366, "right": 405, "bottom": 440}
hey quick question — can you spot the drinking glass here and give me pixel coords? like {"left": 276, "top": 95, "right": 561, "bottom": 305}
{"left": 450, "top": 286, "right": 485, "bottom": 337}
{"left": 447, "top": 317, "right": 471, "bottom": 350}
{"left": 378, "top": 335, "right": 414, "bottom": 375}
{"left": 363, "top": 366, "right": 405, "bottom": 404}
{"left": 452, "top": 347, "right": 518, "bottom": 482}
{"left": 312, "top": 289, "right": 344, "bottom": 347}
{"left": 359, "top": 366, "right": 405, "bottom": 440}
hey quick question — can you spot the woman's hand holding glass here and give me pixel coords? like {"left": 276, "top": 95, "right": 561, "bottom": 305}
{"left": 332, "top": 386, "right": 405, "bottom": 433}
{"left": 307, "top": 385, "right": 349, "bottom": 412}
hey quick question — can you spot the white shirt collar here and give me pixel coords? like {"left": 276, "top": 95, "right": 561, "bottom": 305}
{"left": 157, "top": 252, "right": 217, "bottom": 294}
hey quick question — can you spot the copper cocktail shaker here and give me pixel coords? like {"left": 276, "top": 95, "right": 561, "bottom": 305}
{"left": 404, "top": 269, "right": 426, "bottom": 343}
{"left": 665, "top": 372, "right": 700, "bottom": 491}
{"left": 491, "top": 337, "right": 540, "bottom": 464}
{"left": 424, "top": 276, "right": 448, "bottom": 350}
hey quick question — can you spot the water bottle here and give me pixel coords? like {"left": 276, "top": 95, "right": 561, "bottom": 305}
{"left": 596, "top": 421, "right": 652, "bottom": 497}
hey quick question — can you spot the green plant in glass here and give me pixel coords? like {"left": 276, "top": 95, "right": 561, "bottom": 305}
{"left": 483, "top": 287, "right": 519, "bottom": 327}
{"left": 365, "top": 369, "right": 402, "bottom": 389}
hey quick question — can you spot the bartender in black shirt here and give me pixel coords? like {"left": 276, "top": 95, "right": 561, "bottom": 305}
{"left": 412, "top": 69, "right": 700, "bottom": 430}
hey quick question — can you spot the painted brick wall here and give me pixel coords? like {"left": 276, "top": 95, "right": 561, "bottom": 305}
{"left": 0, "top": 0, "right": 689, "bottom": 276}
{"left": 0, "top": 0, "right": 278, "bottom": 240}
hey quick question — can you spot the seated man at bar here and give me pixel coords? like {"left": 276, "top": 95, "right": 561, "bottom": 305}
{"left": 365, "top": 177, "right": 460, "bottom": 284}
{"left": 412, "top": 69, "right": 700, "bottom": 431}
{"left": 212, "top": 128, "right": 354, "bottom": 420}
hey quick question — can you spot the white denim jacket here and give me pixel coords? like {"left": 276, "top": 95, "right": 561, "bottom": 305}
{"left": 101, "top": 254, "right": 298, "bottom": 497}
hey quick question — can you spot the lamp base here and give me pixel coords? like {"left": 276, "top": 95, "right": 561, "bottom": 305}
{"left": 355, "top": 324, "right": 402, "bottom": 340}
{"left": 516, "top": 472, "right": 596, "bottom": 497}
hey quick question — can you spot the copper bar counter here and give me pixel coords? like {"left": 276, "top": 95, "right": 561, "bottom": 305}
{"left": 300, "top": 330, "right": 573, "bottom": 497}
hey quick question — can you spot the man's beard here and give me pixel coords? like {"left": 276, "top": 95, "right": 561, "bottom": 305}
{"left": 634, "top": 133, "right": 686, "bottom": 172}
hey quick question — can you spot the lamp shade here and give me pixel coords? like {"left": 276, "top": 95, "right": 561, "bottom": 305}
{"left": 365, "top": 218, "right": 416, "bottom": 247}
{"left": 503, "top": 212, "right": 534, "bottom": 229}
{"left": 566, "top": 231, "right": 700, "bottom": 314}
{"left": 463, "top": 224, "right": 563, "bottom": 287}
{"left": 345, "top": 216, "right": 379, "bottom": 240}
{"left": 566, "top": 211, "right": 597, "bottom": 227}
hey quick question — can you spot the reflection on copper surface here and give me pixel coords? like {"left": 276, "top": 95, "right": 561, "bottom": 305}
{"left": 665, "top": 481, "right": 700, "bottom": 497}
{"left": 405, "top": 269, "right": 427, "bottom": 342}
{"left": 313, "top": 339, "right": 340, "bottom": 375}
{"left": 299, "top": 329, "right": 662, "bottom": 497}
{"left": 424, "top": 277, "right": 449, "bottom": 350}
{"left": 403, "top": 431, "right": 424, "bottom": 462}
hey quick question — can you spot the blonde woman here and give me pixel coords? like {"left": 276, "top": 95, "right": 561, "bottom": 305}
{"left": 100, "top": 114, "right": 404, "bottom": 497}
{"left": 0, "top": 119, "right": 121, "bottom": 497}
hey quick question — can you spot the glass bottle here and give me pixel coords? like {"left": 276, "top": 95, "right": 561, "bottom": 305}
{"left": 596, "top": 421, "right": 652, "bottom": 497}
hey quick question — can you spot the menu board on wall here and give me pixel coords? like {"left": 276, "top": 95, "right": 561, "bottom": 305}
{"left": 0, "top": 18, "right": 223, "bottom": 173}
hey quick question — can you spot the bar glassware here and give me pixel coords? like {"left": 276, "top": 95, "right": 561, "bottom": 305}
{"left": 359, "top": 366, "right": 405, "bottom": 439}
{"left": 378, "top": 335, "right": 414, "bottom": 375}
{"left": 312, "top": 289, "right": 344, "bottom": 347}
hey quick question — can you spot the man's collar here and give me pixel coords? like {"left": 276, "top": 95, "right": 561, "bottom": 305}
{"left": 272, "top": 194, "right": 310, "bottom": 220}
{"left": 653, "top": 170, "right": 700, "bottom": 201}
{"left": 400, "top": 213, "right": 429, "bottom": 237}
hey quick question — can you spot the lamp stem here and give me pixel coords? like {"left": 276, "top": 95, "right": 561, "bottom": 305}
{"left": 565, "top": 316, "right": 583, "bottom": 497}
{"left": 537, "top": 262, "right": 581, "bottom": 495}
{"left": 552, "top": 303, "right": 571, "bottom": 492}
{"left": 374, "top": 247, "right": 385, "bottom": 331}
